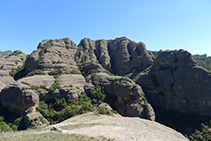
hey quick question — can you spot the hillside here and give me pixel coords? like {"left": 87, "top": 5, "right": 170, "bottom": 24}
{"left": 0, "top": 112, "right": 188, "bottom": 141}
{"left": 0, "top": 37, "right": 211, "bottom": 140}
{"left": 193, "top": 54, "right": 211, "bottom": 71}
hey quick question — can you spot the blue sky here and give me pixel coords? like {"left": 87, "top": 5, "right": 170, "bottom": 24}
{"left": 0, "top": 0, "right": 211, "bottom": 56}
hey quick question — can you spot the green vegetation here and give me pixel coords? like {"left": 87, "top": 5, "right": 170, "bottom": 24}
{"left": 0, "top": 132, "right": 110, "bottom": 141}
{"left": 36, "top": 41, "right": 52, "bottom": 65}
{"left": 135, "top": 95, "right": 148, "bottom": 104}
{"left": 188, "top": 123, "right": 211, "bottom": 141}
{"left": 25, "top": 69, "right": 44, "bottom": 77}
{"left": 4, "top": 51, "right": 22, "bottom": 59}
{"left": 9, "top": 56, "right": 28, "bottom": 80}
{"left": 193, "top": 56, "right": 211, "bottom": 71}
{"left": 51, "top": 60, "right": 64, "bottom": 64}
{"left": 114, "top": 77, "right": 132, "bottom": 83}
{"left": 143, "top": 65, "right": 153, "bottom": 72}
{"left": 70, "top": 69, "right": 81, "bottom": 74}
{"left": 0, "top": 106, "right": 25, "bottom": 132}
{"left": 154, "top": 106, "right": 211, "bottom": 141}
{"left": 48, "top": 69, "right": 63, "bottom": 79}
{"left": 49, "top": 80, "right": 62, "bottom": 93}
{"left": 36, "top": 94, "right": 94, "bottom": 124}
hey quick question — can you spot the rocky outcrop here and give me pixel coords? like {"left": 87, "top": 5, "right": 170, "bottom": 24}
{"left": 0, "top": 83, "right": 39, "bottom": 115}
{"left": 76, "top": 37, "right": 153, "bottom": 75}
{"left": 95, "top": 73, "right": 155, "bottom": 120}
{"left": 0, "top": 50, "right": 27, "bottom": 72}
{"left": 135, "top": 49, "right": 211, "bottom": 115}
{"left": 24, "top": 111, "right": 49, "bottom": 128}
{"left": 52, "top": 113, "right": 188, "bottom": 141}
{"left": 24, "top": 38, "right": 78, "bottom": 73}
{"left": 0, "top": 50, "right": 12, "bottom": 58}
{"left": 0, "top": 70, "right": 16, "bottom": 92}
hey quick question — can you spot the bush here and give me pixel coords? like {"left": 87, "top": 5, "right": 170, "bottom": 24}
{"left": 0, "top": 122, "right": 13, "bottom": 132}
{"left": 25, "top": 69, "right": 44, "bottom": 77}
{"left": 98, "top": 107, "right": 106, "bottom": 114}
{"left": 49, "top": 80, "right": 62, "bottom": 93}
{"left": 0, "top": 117, "right": 4, "bottom": 122}
{"left": 48, "top": 69, "right": 63, "bottom": 76}
{"left": 91, "top": 73, "right": 100, "bottom": 87}
{"left": 89, "top": 88, "right": 106, "bottom": 102}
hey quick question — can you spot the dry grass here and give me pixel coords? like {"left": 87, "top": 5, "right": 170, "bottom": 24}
{"left": 0, "top": 131, "right": 110, "bottom": 141}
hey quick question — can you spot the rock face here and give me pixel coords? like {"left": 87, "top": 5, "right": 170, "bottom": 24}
{"left": 0, "top": 70, "right": 16, "bottom": 92}
{"left": 24, "top": 111, "right": 49, "bottom": 128}
{"left": 75, "top": 37, "right": 153, "bottom": 75}
{"left": 53, "top": 113, "right": 188, "bottom": 141}
{"left": 24, "top": 38, "right": 78, "bottom": 73}
{"left": 135, "top": 49, "right": 211, "bottom": 115}
{"left": 0, "top": 83, "right": 39, "bottom": 115}
{"left": 96, "top": 73, "right": 155, "bottom": 120}
{"left": 0, "top": 50, "right": 27, "bottom": 72}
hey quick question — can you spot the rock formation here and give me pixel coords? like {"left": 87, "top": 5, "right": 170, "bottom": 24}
{"left": 0, "top": 83, "right": 39, "bottom": 115}
{"left": 75, "top": 37, "right": 153, "bottom": 75}
{"left": 134, "top": 49, "right": 211, "bottom": 115}
{"left": 0, "top": 37, "right": 155, "bottom": 129}
{"left": 0, "top": 50, "right": 27, "bottom": 72}
{"left": 1, "top": 36, "right": 211, "bottom": 132}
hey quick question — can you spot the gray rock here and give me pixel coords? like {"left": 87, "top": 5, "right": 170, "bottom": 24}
{"left": 76, "top": 37, "right": 153, "bottom": 75}
{"left": 0, "top": 50, "right": 27, "bottom": 72}
{"left": 0, "top": 83, "right": 39, "bottom": 115}
{"left": 24, "top": 111, "right": 49, "bottom": 128}
{"left": 135, "top": 49, "right": 211, "bottom": 115}
{"left": 0, "top": 70, "right": 16, "bottom": 92}
{"left": 95, "top": 73, "right": 155, "bottom": 120}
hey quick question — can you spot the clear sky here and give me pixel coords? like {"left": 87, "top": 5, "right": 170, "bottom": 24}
{"left": 0, "top": 0, "right": 211, "bottom": 56}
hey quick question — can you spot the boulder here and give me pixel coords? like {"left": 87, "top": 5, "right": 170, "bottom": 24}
{"left": 0, "top": 83, "right": 39, "bottom": 115}
{"left": 24, "top": 110, "right": 49, "bottom": 128}
{"left": 95, "top": 73, "right": 155, "bottom": 120}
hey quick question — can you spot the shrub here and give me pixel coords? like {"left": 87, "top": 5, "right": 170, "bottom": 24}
{"left": 91, "top": 73, "right": 100, "bottom": 87}
{"left": 89, "top": 88, "right": 106, "bottom": 102}
{"left": 49, "top": 80, "right": 62, "bottom": 93}
{"left": 5, "top": 51, "right": 22, "bottom": 59}
{"left": 0, "top": 116, "right": 4, "bottom": 122}
{"left": 98, "top": 107, "right": 106, "bottom": 114}
{"left": 37, "top": 41, "right": 52, "bottom": 65}
{"left": 0, "top": 122, "right": 13, "bottom": 132}
{"left": 25, "top": 69, "right": 44, "bottom": 77}
{"left": 48, "top": 69, "right": 63, "bottom": 76}
{"left": 70, "top": 70, "right": 80, "bottom": 74}
{"left": 27, "top": 108, "right": 33, "bottom": 114}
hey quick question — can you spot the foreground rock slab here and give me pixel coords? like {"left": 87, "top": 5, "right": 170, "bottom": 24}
{"left": 50, "top": 113, "right": 188, "bottom": 141}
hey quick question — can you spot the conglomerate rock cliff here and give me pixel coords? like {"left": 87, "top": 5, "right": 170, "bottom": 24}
{"left": 1, "top": 37, "right": 211, "bottom": 131}
{"left": 133, "top": 49, "right": 211, "bottom": 115}
{"left": 0, "top": 37, "right": 156, "bottom": 127}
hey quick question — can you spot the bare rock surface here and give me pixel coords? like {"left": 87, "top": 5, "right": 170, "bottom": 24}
{"left": 50, "top": 112, "right": 188, "bottom": 141}
{"left": 135, "top": 49, "right": 211, "bottom": 115}
{"left": 96, "top": 73, "right": 155, "bottom": 120}
{"left": 0, "top": 70, "right": 16, "bottom": 92}
{"left": 0, "top": 50, "right": 27, "bottom": 72}
{"left": 0, "top": 83, "right": 39, "bottom": 115}
{"left": 76, "top": 37, "right": 153, "bottom": 75}
{"left": 17, "top": 75, "right": 55, "bottom": 88}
